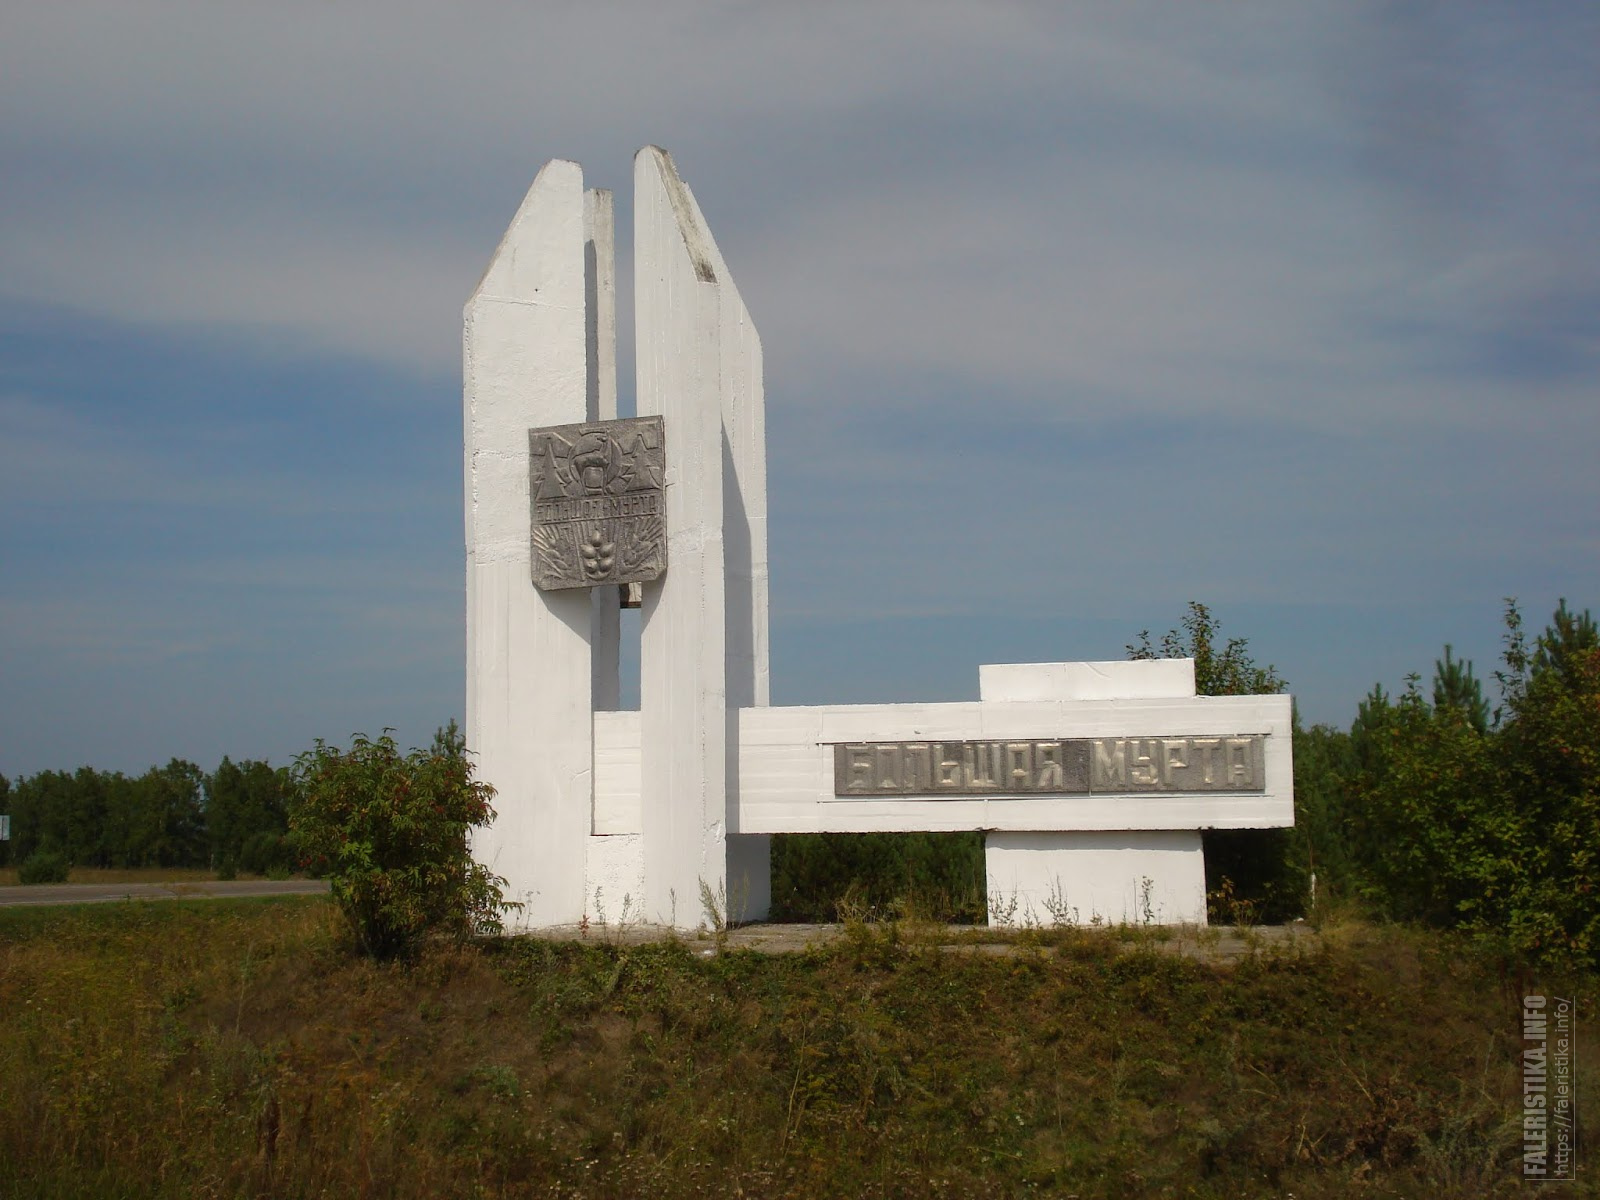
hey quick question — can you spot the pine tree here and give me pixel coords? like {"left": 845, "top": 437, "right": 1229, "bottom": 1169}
{"left": 1534, "top": 598, "right": 1598, "bottom": 686}
{"left": 1432, "top": 645, "right": 1489, "bottom": 734}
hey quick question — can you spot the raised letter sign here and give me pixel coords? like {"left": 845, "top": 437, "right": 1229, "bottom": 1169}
{"left": 833, "top": 736, "right": 1266, "bottom": 797}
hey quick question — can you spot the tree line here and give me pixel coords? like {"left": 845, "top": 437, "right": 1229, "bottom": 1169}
{"left": 0, "top": 756, "right": 294, "bottom": 878}
{"left": 1123, "top": 598, "right": 1598, "bottom": 970}
{"left": 1283, "top": 598, "right": 1599, "bottom": 967}
{"left": 1, "top": 722, "right": 471, "bottom": 882}
{"left": 6, "top": 602, "right": 1597, "bottom": 967}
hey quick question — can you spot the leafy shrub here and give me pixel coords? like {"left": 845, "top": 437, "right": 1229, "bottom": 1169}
{"left": 18, "top": 849, "right": 69, "bottom": 885}
{"left": 290, "top": 728, "right": 509, "bottom": 959}
{"left": 1127, "top": 600, "right": 1285, "bottom": 697}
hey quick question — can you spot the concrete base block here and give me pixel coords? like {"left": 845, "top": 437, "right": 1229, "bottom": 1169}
{"left": 584, "top": 833, "right": 644, "bottom": 926}
{"left": 984, "top": 830, "right": 1208, "bottom": 927}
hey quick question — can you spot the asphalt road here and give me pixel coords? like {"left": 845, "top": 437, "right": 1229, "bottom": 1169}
{"left": 0, "top": 880, "right": 330, "bottom": 907}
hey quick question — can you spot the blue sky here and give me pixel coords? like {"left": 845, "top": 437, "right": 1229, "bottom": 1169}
{"left": 3, "top": 3, "right": 1597, "bottom": 776}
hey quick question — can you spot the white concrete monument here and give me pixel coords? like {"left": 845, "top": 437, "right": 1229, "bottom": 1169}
{"left": 465, "top": 148, "right": 1293, "bottom": 930}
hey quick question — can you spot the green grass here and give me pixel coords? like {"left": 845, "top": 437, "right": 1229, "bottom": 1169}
{"left": 0, "top": 898, "right": 1593, "bottom": 1198}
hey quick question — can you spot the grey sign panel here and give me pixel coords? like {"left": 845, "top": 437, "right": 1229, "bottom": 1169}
{"left": 832, "top": 736, "right": 1266, "bottom": 797}
{"left": 529, "top": 416, "right": 666, "bottom": 591}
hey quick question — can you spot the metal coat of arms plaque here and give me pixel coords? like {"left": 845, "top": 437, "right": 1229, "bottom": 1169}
{"left": 528, "top": 416, "right": 666, "bottom": 591}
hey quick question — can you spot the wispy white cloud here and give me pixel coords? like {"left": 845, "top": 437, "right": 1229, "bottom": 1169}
{"left": 0, "top": 3, "right": 1390, "bottom": 385}
{"left": 6, "top": 3, "right": 1590, "bottom": 424}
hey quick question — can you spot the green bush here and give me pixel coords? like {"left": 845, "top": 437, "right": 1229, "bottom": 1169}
{"left": 289, "top": 727, "right": 509, "bottom": 959}
{"left": 18, "top": 849, "right": 69, "bottom": 885}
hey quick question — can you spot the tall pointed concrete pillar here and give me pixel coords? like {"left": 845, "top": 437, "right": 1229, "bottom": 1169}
{"left": 635, "top": 146, "right": 727, "bottom": 926}
{"left": 634, "top": 146, "right": 771, "bottom": 925}
{"left": 464, "top": 160, "right": 592, "bottom": 925}
{"left": 664, "top": 166, "right": 772, "bottom": 920}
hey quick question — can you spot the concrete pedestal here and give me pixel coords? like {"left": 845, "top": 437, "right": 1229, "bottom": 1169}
{"left": 984, "top": 830, "right": 1208, "bottom": 927}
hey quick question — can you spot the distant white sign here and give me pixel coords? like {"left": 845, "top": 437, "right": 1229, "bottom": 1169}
{"left": 0, "top": 814, "right": 9, "bottom": 841}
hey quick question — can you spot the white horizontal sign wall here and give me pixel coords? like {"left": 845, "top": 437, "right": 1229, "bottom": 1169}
{"left": 593, "top": 694, "right": 1293, "bottom": 837}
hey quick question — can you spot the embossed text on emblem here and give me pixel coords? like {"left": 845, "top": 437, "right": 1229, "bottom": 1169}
{"left": 529, "top": 416, "right": 666, "bottom": 591}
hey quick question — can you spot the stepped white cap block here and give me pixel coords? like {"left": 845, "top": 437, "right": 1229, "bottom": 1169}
{"left": 980, "top": 659, "right": 1196, "bottom": 702}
